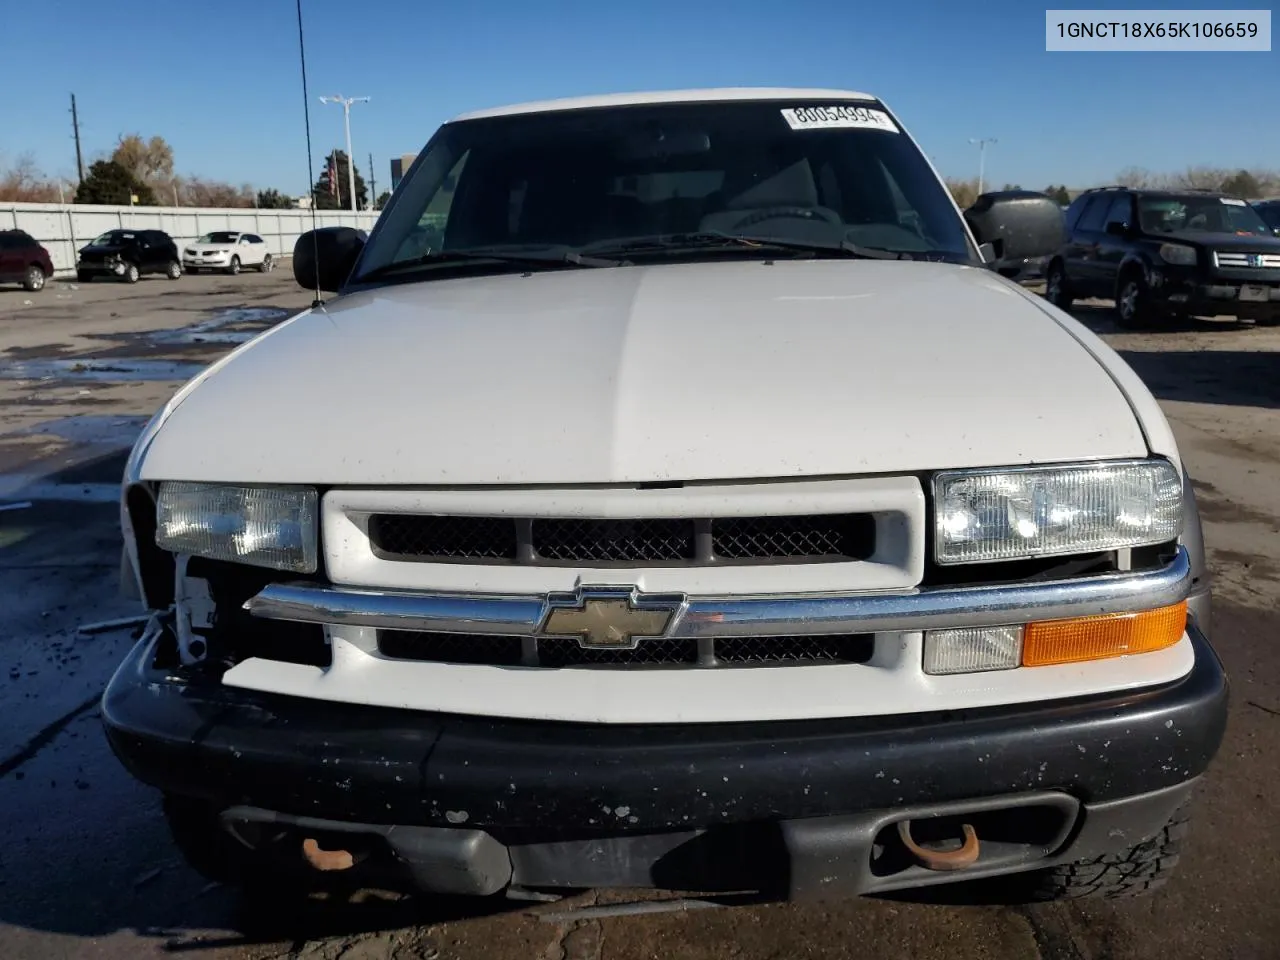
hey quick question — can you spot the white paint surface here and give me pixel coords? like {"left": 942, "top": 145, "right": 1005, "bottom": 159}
{"left": 136, "top": 259, "right": 1151, "bottom": 486}
{"left": 450, "top": 87, "right": 877, "bottom": 122}
{"left": 221, "top": 630, "right": 1196, "bottom": 724}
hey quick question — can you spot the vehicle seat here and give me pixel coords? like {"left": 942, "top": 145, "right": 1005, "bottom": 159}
{"left": 699, "top": 159, "right": 827, "bottom": 234}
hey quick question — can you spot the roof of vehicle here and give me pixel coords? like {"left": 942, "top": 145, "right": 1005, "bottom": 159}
{"left": 450, "top": 87, "right": 878, "bottom": 122}
{"left": 1079, "top": 185, "right": 1234, "bottom": 199}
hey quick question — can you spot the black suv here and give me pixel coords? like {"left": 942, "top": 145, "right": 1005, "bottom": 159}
{"left": 76, "top": 229, "right": 182, "bottom": 284}
{"left": 1045, "top": 186, "right": 1280, "bottom": 327}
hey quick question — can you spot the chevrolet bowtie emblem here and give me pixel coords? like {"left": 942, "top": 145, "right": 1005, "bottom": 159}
{"left": 539, "top": 587, "right": 686, "bottom": 650}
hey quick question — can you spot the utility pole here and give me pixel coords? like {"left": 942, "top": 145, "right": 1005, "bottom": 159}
{"left": 368, "top": 152, "right": 376, "bottom": 209}
{"left": 70, "top": 94, "right": 85, "bottom": 184}
{"left": 969, "top": 137, "right": 997, "bottom": 195}
{"left": 319, "top": 95, "right": 369, "bottom": 212}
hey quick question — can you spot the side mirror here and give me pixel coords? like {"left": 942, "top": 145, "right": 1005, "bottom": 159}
{"left": 1105, "top": 220, "right": 1129, "bottom": 237}
{"left": 964, "top": 191, "right": 1066, "bottom": 265}
{"left": 293, "top": 227, "right": 367, "bottom": 293}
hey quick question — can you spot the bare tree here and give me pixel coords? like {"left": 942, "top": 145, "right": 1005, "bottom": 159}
{"left": 1175, "top": 166, "right": 1228, "bottom": 190}
{"left": 111, "top": 134, "right": 175, "bottom": 186}
{"left": 0, "top": 153, "right": 73, "bottom": 202}
{"left": 945, "top": 177, "right": 980, "bottom": 209}
{"left": 1116, "top": 166, "right": 1156, "bottom": 188}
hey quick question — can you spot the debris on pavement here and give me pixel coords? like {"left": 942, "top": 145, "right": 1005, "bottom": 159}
{"left": 77, "top": 614, "right": 152, "bottom": 636}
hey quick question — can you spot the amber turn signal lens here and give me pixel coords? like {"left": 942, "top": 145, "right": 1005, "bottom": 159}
{"left": 1022, "top": 601, "right": 1187, "bottom": 667}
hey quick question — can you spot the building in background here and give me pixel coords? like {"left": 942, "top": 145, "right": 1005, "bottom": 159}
{"left": 390, "top": 154, "right": 417, "bottom": 191}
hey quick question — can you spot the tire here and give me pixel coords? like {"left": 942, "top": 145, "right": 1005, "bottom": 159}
{"left": 228, "top": 256, "right": 240, "bottom": 276}
{"left": 1115, "top": 272, "right": 1151, "bottom": 329}
{"left": 123, "top": 262, "right": 140, "bottom": 284}
{"left": 76, "top": 270, "right": 92, "bottom": 283}
{"left": 162, "top": 794, "right": 304, "bottom": 892}
{"left": 258, "top": 253, "right": 273, "bottom": 273}
{"left": 166, "top": 260, "right": 182, "bottom": 280}
{"left": 163, "top": 794, "right": 256, "bottom": 885}
{"left": 1044, "top": 260, "right": 1073, "bottom": 311}
{"left": 1024, "top": 801, "right": 1189, "bottom": 902}
{"left": 22, "top": 265, "right": 46, "bottom": 292}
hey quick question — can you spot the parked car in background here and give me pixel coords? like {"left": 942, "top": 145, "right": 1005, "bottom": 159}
{"left": 0, "top": 229, "right": 54, "bottom": 292}
{"left": 77, "top": 229, "right": 182, "bottom": 284}
{"left": 1253, "top": 199, "right": 1280, "bottom": 236}
{"left": 1045, "top": 186, "right": 1280, "bottom": 327}
{"left": 182, "top": 232, "right": 273, "bottom": 275}
{"left": 963, "top": 190, "right": 1062, "bottom": 282}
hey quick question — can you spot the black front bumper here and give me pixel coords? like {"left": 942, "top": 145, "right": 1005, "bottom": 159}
{"left": 102, "top": 624, "right": 1228, "bottom": 898}
{"left": 77, "top": 259, "right": 128, "bottom": 275}
{"left": 1152, "top": 271, "right": 1280, "bottom": 318}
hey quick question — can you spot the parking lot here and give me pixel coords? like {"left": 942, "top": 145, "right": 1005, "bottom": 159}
{"left": 1, "top": 269, "right": 1278, "bottom": 960}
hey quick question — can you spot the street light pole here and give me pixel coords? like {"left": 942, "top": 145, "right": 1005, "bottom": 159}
{"left": 969, "top": 137, "right": 997, "bottom": 195}
{"left": 319, "top": 95, "right": 370, "bottom": 212}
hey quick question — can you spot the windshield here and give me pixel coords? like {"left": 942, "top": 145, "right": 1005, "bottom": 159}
{"left": 1255, "top": 203, "right": 1280, "bottom": 232}
{"left": 91, "top": 231, "right": 131, "bottom": 246}
{"left": 198, "top": 232, "right": 239, "bottom": 244}
{"left": 1137, "top": 196, "right": 1273, "bottom": 236}
{"left": 354, "top": 100, "right": 975, "bottom": 283}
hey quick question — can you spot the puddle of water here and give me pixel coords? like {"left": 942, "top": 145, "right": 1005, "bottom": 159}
{"left": 0, "top": 359, "right": 207, "bottom": 382}
{"left": 14, "top": 414, "right": 152, "bottom": 448}
{"left": 146, "top": 306, "right": 290, "bottom": 345}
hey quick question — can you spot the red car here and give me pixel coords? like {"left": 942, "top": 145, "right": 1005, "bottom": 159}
{"left": 0, "top": 229, "right": 54, "bottom": 292}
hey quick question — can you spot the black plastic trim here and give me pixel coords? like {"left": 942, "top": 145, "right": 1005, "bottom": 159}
{"left": 102, "top": 623, "right": 1227, "bottom": 838}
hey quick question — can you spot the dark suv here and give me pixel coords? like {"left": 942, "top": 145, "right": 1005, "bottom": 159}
{"left": 1045, "top": 187, "right": 1280, "bottom": 327}
{"left": 0, "top": 229, "right": 55, "bottom": 292}
{"left": 76, "top": 229, "right": 182, "bottom": 284}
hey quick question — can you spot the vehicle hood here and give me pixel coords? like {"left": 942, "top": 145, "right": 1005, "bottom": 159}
{"left": 1158, "top": 230, "right": 1280, "bottom": 251}
{"left": 190, "top": 245, "right": 234, "bottom": 254}
{"left": 79, "top": 244, "right": 126, "bottom": 258}
{"left": 139, "top": 260, "right": 1150, "bottom": 485}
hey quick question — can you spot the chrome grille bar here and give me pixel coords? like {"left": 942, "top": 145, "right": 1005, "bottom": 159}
{"left": 245, "top": 547, "right": 1191, "bottom": 638}
{"left": 1213, "top": 251, "right": 1280, "bottom": 269}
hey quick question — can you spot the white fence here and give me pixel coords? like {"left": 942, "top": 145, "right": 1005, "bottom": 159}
{"left": 1, "top": 203, "right": 381, "bottom": 275}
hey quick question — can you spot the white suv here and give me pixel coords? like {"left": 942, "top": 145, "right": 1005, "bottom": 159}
{"left": 182, "top": 231, "right": 273, "bottom": 275}
{"left": 104, "top": 89, "right": 1226, "bottom": 907}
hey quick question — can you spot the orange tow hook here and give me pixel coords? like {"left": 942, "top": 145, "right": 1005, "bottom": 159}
{"left": 896, "top": 820, "right": 981, "bottom": 871}
{"left": 301, "top": 837, "right": 357, "bottom": 871}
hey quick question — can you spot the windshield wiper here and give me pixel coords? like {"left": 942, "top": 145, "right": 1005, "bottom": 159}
{"left": 357, "top": 247, "right": 620, "bottom": 283}
{"left": 582, "top": 231, "right": 911, "bottom": 261}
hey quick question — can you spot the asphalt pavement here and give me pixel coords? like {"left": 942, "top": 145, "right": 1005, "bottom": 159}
{"left": 1, "top": 271, "right": 1278, "bottom": 960}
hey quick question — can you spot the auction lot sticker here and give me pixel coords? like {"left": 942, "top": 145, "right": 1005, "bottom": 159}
{"left": 781, "top": 106, "right": 900, "bottom": 133}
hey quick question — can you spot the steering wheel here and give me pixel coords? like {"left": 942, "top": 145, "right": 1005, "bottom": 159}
{"left": 729, "top": 206, "right": 841, "bottom": 231}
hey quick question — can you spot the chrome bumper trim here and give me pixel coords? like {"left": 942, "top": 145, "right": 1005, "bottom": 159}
{"left": 244, "top": 547, "right": 1192, "bottom": 638}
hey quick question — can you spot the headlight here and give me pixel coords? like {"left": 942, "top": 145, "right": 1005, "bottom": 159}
{"left": 1158, "top": 243, "right": 1197, "bottom": 266}
{"left": 156, "top": 482, "right": 318, "bottom": 572}
{"left": 934, "top": 459, "right": 1182, "bottom": 564}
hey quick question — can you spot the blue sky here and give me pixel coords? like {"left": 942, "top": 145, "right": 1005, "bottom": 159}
{"left": 2, "top": 0, "right": 1275, "bottom": 195}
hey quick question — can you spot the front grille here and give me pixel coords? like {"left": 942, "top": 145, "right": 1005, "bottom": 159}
{"left": 367, "top": 513, "right": 876, "bottom": 566}
{"left": 1214, "top": 251, "right": 1280, "bottom": 269}
{"left": 377, "top": 631, "right": 874, "bottom": 668}
{"left": 369, "top": 514, "right": 517, "bottom": 561}
{"left": 533, "top": 518, "right": 691, "bottom": 562}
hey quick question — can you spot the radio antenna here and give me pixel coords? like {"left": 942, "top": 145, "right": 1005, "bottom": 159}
{"left": 295, "top": 0, "right": 323, "bottom": 308}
